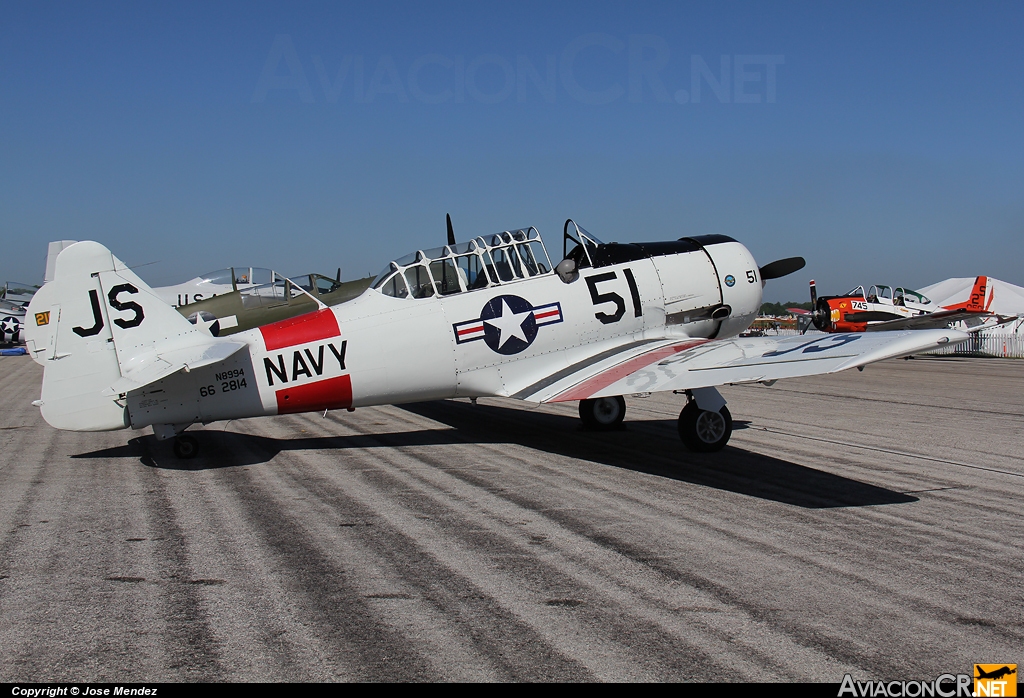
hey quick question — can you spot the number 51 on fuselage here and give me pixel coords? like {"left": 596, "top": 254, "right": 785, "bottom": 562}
{"left": 24, "top": 220, "right": 966, "bottom": 458}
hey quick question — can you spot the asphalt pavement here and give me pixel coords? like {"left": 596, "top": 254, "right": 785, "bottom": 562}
{"left": 0, "top": 354, "right": 1020, "bottom": 681}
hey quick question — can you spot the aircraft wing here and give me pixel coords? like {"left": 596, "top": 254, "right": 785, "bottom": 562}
{"left": 514, "top": 329, "right": 967, "bottom": 403}
{"left": 864, "top": 309, "right": 1007, "bottom": 332}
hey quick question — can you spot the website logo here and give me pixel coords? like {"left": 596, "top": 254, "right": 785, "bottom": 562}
{"left": 974, "top": 665, "right": 1017, "bottom": 697}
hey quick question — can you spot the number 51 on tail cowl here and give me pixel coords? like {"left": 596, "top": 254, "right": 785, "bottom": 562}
{"left": 25, "top": 220, "right": 966, "bottom": 458}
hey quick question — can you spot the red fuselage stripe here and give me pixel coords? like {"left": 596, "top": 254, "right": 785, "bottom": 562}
{"left": 276, "top": 375, "right": 353, "bottom": 415}
{"left": 260, "top": 308, "right": 341, "bottom": 351}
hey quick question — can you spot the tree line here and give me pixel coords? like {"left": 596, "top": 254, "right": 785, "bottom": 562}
{"left": 759, "top": 301, "right": 812, "bottom": 316}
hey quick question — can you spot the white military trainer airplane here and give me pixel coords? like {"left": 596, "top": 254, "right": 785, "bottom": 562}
{"left": 24, "top": 221, "right": 966, "bottom": 458}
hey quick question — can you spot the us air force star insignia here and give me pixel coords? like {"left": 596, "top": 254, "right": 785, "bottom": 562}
{"left": 187, "top": 311, "right": 221, "bottom": 337}
{"left": 485, "top": 298, "right": 532, "bottom": 349}
{"left": 452, "top": 294, "right": 564, "bottom": 355}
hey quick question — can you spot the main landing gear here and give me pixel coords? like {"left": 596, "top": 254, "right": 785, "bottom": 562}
{"left": 677, "top": 401, "right": 732, "bottom": 452}
{"left": 579, "top": 396, "right": 626, "bottom": 431}
{"left": 577, "top": 388, "right": 733, "bottom": 452}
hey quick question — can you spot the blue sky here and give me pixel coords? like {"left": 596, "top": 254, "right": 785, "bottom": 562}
{"left": 2, "top": 1, "right": 1022, "bottom": 301}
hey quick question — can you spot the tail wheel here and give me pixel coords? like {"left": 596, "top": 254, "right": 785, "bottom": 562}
{"left": 579, "top": 396, "right": 626, "bottom": 431}
{"left": 678, "top": 402, "right": 732, "bottom": 452}
{"left": 173, "top": 434, "right": 199, "bottom": 459}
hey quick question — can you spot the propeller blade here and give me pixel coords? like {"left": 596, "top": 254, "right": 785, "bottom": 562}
{"left": 809, "top": 280, "right": 833, "bottom": 332}
{"left": 336, "top": 267, "right": 342, "bottom": 282}
{"left": 759, "top": 256, "right": 806, "bottom": 281}
{"left": 446, "top": 213, "right": 456, "bottom": 247}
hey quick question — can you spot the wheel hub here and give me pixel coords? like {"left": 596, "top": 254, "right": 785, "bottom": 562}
{"left": 593, "top": 398, "right": 622, "bottom": 425}
{"left": 694, "top": 410, "right": 726, "bottom": 443}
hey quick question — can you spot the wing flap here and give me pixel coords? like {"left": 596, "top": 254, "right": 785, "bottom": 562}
{"left": 520, "top": 330, "right": 967, "bottom": 403}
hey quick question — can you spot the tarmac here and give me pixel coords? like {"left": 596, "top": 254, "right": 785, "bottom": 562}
{"left": 1, "top": 353, "right": 1021, "bottom": 681}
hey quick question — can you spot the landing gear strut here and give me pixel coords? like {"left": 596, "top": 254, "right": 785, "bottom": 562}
{"left": 173, "top": 434, "right": 199, "bottom": 459}
{"left": 579, "top": 396, "right": 626, "bottom": 431}
{"left": 677, "top": 401, "right": 732, "bottom": 452}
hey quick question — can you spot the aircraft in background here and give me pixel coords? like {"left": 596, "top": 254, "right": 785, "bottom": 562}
{"left": 1, "top": 281, "right": 39, "bottom": 344}
{"left": 798, "top": 276, "right": 1011, "bottom": 333}
{"left": 153, "top": 266, "right": 283, "bottom": 307}
{"left": 43, "top": 238, "right": 372, "bottom": 338}
{"left": 2, "top": 281, "right": 38, "bottom": 307}
{"left": 44, "top": 239, "right": 284, "bottom": 308}
{"left": 179, "top": 272, "right": 374, "bottom": 336}
{"left": 175, "top": 214, "right": 497, "bottom": 336}
{"left": 24, "top": 222, "right": 965, "bottom": 458}
{"left": 1, "top": 307, "right": 23, "bottom": 344}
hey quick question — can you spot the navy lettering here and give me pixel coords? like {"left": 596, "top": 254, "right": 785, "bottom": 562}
{"left": 304, "top": 345, "right": 325, "bottom": 375}
{"left": 264, "top": 355, "right": 288, "bottom": 385}
{"left": 329, "top": 341, "right": 347, "bottom": 369}
{"left": 292, "top": 352, "right": 312, "bottom": 380}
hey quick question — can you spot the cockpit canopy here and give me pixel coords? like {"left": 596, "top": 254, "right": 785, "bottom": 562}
{"left": 894, "top": 287, "right": 931, "bottom": 306}
{"left": 372, "top": 228, "right": 553, "bottom": 299}
{"left": 857, "top": 284, "right": 932, "bottom": 306}
{"left": 196, "top": 267, "right": 278, "bottom": 286}
{"left": 2, "top": 282, "right": 38, "bottom": 303}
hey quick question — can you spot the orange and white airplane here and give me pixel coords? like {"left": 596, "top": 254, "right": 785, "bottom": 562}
{"left": 801, "top": 276, "right": 1009, "bottom": 333}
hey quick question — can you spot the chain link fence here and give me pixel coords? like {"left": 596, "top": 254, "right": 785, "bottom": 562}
{"left": 923, "top": 332, "right": 1024, "bottom": 358}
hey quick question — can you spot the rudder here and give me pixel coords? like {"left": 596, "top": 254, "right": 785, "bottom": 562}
{"left": 967, "top": 275, "right": 989, "bottom": 312}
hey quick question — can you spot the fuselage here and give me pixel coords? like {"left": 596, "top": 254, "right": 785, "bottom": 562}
{"left": 124, "top": 235, "right": 762, "bottom": 432}
{"left": 155, "top": 267, "right": 280, "bottom": 308}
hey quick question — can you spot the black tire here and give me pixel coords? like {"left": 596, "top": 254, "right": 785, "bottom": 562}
{"left": 579, "top": 396, "right": 626, "bottom": 431}
{"left": 677, "top": 402, "right": 732, "bottom": 452}
{"left": 173, "top": 434, "right": 199, "bottom": 459}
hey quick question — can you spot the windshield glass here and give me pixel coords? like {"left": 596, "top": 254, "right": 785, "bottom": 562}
{"left": 574, "top": 224, "right": 605, "bottom": 246}
{"left": 199, "top": 269, "right": 234, "bottom": 285}
{"left": 897, "top": 288, "right": 931, "bottom": 305}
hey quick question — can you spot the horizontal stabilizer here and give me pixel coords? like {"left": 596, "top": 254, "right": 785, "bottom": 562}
{"left": 103, "top": 340, "right": 248, "bottom": 396}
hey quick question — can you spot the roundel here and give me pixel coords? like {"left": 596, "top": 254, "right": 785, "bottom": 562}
{"left": 0, "top": 316, "right": 20, "bottom": 334}
{"left": 453, "top": 295, "right": 564, "bottom": 355}
{"left": 187, "top": 310, "right": 221, "bottom": 337}
{"left": 724, "top": 275, "right": 736, "bottom": 287}
{"left": 481, "top": 295, "right": 539, "bottom": 355}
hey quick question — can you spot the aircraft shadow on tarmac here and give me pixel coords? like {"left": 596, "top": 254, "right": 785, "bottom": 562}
{"left": 72, "top": 399, "right": 917, "bottom": 509}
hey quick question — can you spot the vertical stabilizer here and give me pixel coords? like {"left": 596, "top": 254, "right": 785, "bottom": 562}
{"left": 967, "top": 276, "right": 988, "bottom": 312}
{"left": 25, "top": 241, "right": 204, "bottom": 431}
{"left": 44, "top": 240, "right": 78, "bottom": 283}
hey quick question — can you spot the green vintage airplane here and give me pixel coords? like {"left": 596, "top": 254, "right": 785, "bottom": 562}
{"left": 176, "top": 270, "right": 374, "bottom": 336}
